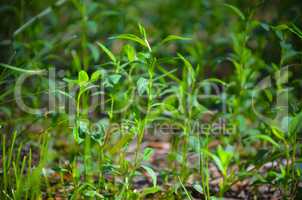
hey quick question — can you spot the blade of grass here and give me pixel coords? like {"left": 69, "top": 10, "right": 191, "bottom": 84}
{"left": 0, "top": 63, "right": 46, "bottom": 74}
{"left": 178, "top": 176, "right": 193, "bottom": 200}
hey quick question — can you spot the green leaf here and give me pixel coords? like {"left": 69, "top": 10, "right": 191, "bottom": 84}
{"left": 264, "top": 89, "right": 273, "bottom": 102}
{"left": 73, "top": 125, "right": 83, "bottom": 144}
{"left": 71, "top": 50, "right": 81, "bottom": 71}
{"left": 141, "top": 186, "right": 160, "bottom": 197}
{"left": 84, "top": 190, "right": 104, "bottom": 198}
{"left": 157, "top": 65, "right": 181, "bottom": 83}
{"left": 260, "top": 22, "right": 270, "bottom": 31}
{"left": 202, "top": 149, "right": 224, "bottom": 176}
{"left": 79, "top": 120, "right": 89, "bottom": 133}
{"left": 111, "top": 34, "right": 148, "bottom": 48}
{"left": 143, "top": 147, "right": 154, "bottom": 161}
{"left": 90, "top": 70, "right": 102, "bottom": 82}
{"left": 217, "top": 145, "right": 234, "bottom": 168}
{"left": 274, "top": 24, "right": 289, "bottom": 31}
{"left": 138, "top": 52, "right": 151, "bottom": 60}
{"left": 96, "top": 42, "right": 116, "bottom": 63}
{"left": 124, "top": 44, "right": 136, "bottom": 62}
{"left": 57, "top": 89, "right": 74, "bottom": 99}
{"left": 177, "top": 176, "right": 193, "bottom": 200}
{"left": 203, "top": 78, "right": 227, "bottom": 86}
{"left": 0, "top": 63, "right": 45, "bottom": 74}
{"left": 289, "top": 112, "right": 302, "bottom": 136}
{"left": 108, "top": 133, "right": 133, "bottom": 154}
{"left": 178, "top": 53, "right": 195, "bottom": 85}
{"left": 142, "top": 165, "right": 157, "bottom": 187}
{"left": 138, "top": 23, "right": 147, "bottom": 39}
{"left": 271, "top": 127, "right": 285, "bottom": 141}
{"left": 161, "top": 35, "right": 191, "bottom": 44}
{"left": 253, "top": 134, "right": 280, "bottom": 148}
{"left": 289, "top": 24, "right": 302, "bottom": 39}
{"left": 63, "top": 78, "right": 78, "bottom": 85}
{"left": 137, "top": 77, "right": 148, "bottom": 96}
{"left": 193, "top": 184, "right": 203, "bottom": 194}
{"left": 213, "top": 154, "right": 225, "bottom": 176}
{"left": 204, "top": 146, "right": 234, "bottom": 177}
{"left": 84, "top": 190, "right": 96, "bottom": 197}
{"left": 109, "top": 74, "right": 121, "bottom": 84}
{"left": 78, "top": 70, "right": 89, "bottom": 84}
{"left": 223, "top": 4, "right": 245, "bottom": 21}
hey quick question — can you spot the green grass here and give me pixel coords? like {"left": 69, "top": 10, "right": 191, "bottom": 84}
{"left": 0, "top": 0, "right": 302, "bottom": 199}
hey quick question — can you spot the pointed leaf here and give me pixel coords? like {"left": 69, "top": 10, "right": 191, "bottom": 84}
{"left": 142, "top": 165, "right": 157, "bottom": 187}
{"left": 141, "top": 186, "right": 160, "bottom": 196}
{"left": 289, "top": 111, "right": 302, "bottom": 136}
{"left": 253, "top": 134, "right": 280, "bottom": 147}
{"left": 111, "top": 34, "right": 147, "bottom": 48}
{"left": 124, "top": 44, "right": 136, "bottom": 62}
{"left": 161, "top": 35, "right": 191, "bottom": 44}
{"left": 96, "top": 42, "right": 116, "bottom": 63}
{"left": 109, "top": 74, "right": 121, "bottom": 84}
{"left": 78, "top": 70, "right": 89, "bottom": 84}
{"left": 223, "top": 4, "right": 245, "bottom": 21}
{"left": 143, "top": 147, "right": 154, "bottom": 161}
{"left": 0, "top": 63, "right": 45, "bottom": 74}
{"left": 91, "top": 70, "right": 102, "bottom": 82}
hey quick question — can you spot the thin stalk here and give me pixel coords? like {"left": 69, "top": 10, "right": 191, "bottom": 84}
{"left": 84, "top": 134, "right": 93, "bottom": 183}
{"left": 178, "top": 176, "right": 193, "bottom": 200}
{"left": 134, "top": 59, "right": 155, "bottom": 168}
{"left": 2, "top": 134, "right": 7, "bottom": 196}
{"left": 80, "top": 0, "right": 89, "bottom": 70}
{"left": 199, "top": 133, "right": 210, "bottom": 199}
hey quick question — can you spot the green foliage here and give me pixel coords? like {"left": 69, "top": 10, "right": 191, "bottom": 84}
{"left": 0, "top": 0, "right": 301, "bottom": 199}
